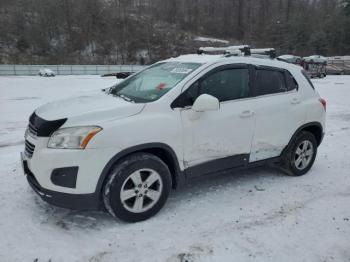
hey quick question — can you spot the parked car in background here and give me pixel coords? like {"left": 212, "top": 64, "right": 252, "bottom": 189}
{"left": 302, "top": 55, "right": 327, "bottom": 78}
{"left": 22, "top": 48, "right": 326, "bottom": 222}
{"left": 277, "top": 55, "right": 302, "bottom": 65}
{"left": 38, "top": 68, "right": 55, "bottom": 77}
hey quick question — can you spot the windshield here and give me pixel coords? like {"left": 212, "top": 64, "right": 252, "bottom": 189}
{"left": 110, "top": 62, "right": 202, "bottom": 103}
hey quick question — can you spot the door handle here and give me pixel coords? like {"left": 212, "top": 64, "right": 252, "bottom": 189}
{"left": 239, "top": 110, "right": 254, "bottom": 118}
{"left": 291, "top": 97, "right": 301, "bottom": 104}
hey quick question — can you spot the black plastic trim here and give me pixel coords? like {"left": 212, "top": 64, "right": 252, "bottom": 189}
{"left": 95, "top": 143, "right": 185, "bottom": 194}
{"left": 280, "top": 122, "right": 324, "bottom": 158}
{"left": 29, "top": 112, "right": 67, "bottom": 137}
{"left": 185, "top": 154, "right": 249, "bottom": 178}
{"left": 51, "top": 167, "right": 79, "bottom": 188}
{"left": 23, "top": 161, "right": 100, "bottom": 210}
{"left": 185, "top": 155, "right": 282, "bottom": 180}
{"left": 290, "top": 122, "right": 323, "bottom": 146}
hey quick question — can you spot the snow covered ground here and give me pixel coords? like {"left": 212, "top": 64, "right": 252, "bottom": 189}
{"left": 0, "top": 75, "right": 349, "bottom": 262}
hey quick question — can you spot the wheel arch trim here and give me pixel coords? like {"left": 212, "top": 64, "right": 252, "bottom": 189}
{"left": 94, "top": 143, "right": 184, "bottom": 197}
{"left": 282, "top": 121, "right": 324, "bottom": 156}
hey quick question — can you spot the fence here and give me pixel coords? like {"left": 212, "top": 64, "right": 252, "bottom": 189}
{"left": 0, "top": 64, "right": 146, "bottom": 76}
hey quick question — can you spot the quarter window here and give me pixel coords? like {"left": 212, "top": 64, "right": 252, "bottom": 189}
{"left": 255, "top": 69, "right": 287, "bottom": 96}
{"left": 285, "top": 71, "right": 298, "bottom": 91}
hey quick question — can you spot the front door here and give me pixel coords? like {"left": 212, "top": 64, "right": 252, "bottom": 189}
{"left": 178, "top": 65, "right": 255, "bottom": 177}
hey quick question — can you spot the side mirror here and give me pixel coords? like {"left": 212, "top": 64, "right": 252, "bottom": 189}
{"left": 192, "top": 94, "right": 219, "bottom": 112}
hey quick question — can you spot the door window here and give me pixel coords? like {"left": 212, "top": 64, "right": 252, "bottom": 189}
{"left": 255, "top": 69, "right": 287, "bottom": 96}
{"left": 199, "top": 68, "right": 250, "bottom": 102}
{"left": 171, "top": 67, "right": 250, "bottom": 108}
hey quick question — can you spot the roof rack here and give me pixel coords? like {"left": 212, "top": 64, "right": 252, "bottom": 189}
{"left": 197, "top": 45, "right": 251, "bottom": 56}
{"left": 250, "top": 48, "right": 276, "bottom": 59}
{"left": 197, "top": 46, "right": 277, "bottom": 59}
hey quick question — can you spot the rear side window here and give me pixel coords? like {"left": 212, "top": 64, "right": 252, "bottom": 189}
{"left": 255, "top": 69, "right": 287, "bottom": 96}
{"left": 199, "top": 68, "right": 249, "bottom": 102}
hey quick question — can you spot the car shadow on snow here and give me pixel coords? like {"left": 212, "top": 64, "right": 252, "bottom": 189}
{"left": 167, "top": 166, "right": 286, "bottom": 207}
{"left": 30, "top": 166, "right": 286, "bottom": 230}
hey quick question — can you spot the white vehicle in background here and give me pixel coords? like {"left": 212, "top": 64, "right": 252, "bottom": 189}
{"left": 277, "top": 55, "right": 302, "bottom": 65}
{"left": 38, "top": 68, "right": 55, "bottom": 77}
{"left": 21, "top": 46, "right": 326, "bottom": 222}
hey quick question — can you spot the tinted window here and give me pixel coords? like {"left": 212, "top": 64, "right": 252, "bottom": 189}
{"left": 171, "top": 81, "right": 199, "bottom": 108}
{"left": 199, "top": 68, "right": 249, "bottom": 102}
{"left": 285, "top": 71, "right": 298, "bottom": 91}
{"left": 255, "top": 69, "right": 287, "bottom": 96}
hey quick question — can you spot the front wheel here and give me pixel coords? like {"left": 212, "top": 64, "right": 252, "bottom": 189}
{"left": 103, "top": 153, "right": 172, "bottom": 222}
{"left": 281, "top": 131, "right": 318, "bottom": 176}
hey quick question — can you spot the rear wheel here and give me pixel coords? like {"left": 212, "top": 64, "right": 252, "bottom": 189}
{"left": 281, "top": 131, "right": 318, "bottom": 176}
{"left": 103, "top": 153, "right": 172, "bottom": 222}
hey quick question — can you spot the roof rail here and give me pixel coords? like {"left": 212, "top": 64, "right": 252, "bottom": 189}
{"left": 197, "top": 46, "right": 277, "bottom": 59}
{"left": 197, "top": 45, "right": 251, "bottom": 56}
{"left": 250, "top": 48, "right": 276, "bottom": 59}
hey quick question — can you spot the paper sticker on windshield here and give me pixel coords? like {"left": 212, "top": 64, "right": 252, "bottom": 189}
{"left": 156, "top": 83, "right": 166, "bottom": 90}
{"left": 170, "top": 68, "right": 193, "bottom": 74}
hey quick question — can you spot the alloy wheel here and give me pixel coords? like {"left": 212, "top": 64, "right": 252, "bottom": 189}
{"left": 120, "top": 168, "right": 163, "bottom": 213}
{"left": 294, "top": 140, "right": 314, "bottom": 170}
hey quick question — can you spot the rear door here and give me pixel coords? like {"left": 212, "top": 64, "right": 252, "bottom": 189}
{"left": 250, "top": 66, "right": 305, "bottom": 162}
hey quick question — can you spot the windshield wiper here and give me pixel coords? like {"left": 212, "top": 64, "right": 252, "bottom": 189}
{"left": 113, "top": 93, "right": 134, "bottom": 102}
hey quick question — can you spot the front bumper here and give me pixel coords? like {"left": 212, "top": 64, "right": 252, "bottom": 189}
{"left": 22, "top": 152, "right": 101, "bottom": 210}
{"left": 23, "top": 131, "right": 118, "bottom": 192}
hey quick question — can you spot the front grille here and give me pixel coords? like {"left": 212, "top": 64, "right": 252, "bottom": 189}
{"left": 28, "top": 122, "right": 38, "bottom": 137}
{"left": 24, "top": 140, "right": 35, "bottom": 158}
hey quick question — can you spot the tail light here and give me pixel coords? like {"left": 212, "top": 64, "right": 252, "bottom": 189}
{"left": 319, "top": 98, "right": 326, "bottom": 111}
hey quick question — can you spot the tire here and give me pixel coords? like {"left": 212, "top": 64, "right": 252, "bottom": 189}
{"left": 281, "top": 131, "right": 318, "bottom": 176}
{"left": 103, "top": 153, "right": 172, "bottom": 222}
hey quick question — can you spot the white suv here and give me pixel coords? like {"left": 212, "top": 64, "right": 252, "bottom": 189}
{"left": 21, "top": 54, "right": 326, "bottom": 222}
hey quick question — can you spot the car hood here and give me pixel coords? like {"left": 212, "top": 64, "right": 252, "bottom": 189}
{"left": 35, "top": 93, "right": 145, "bottom": 125}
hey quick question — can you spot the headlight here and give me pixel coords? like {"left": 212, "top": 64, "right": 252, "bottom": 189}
{"left": 48, "top": 126, "right": 102, "bottom": 149}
